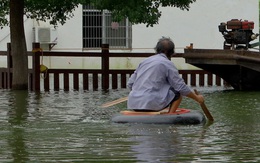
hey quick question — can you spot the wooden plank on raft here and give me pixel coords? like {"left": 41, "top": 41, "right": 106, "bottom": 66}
{"left": 101, "top": 96, "right": 128, "bottom": 108}
{"left": 120, "top": 110, "right": 161, "bottom": 115}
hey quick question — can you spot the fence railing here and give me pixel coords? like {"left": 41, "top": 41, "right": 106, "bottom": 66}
{"left": 0, "top": 43, "right": 225, "bottom": 91}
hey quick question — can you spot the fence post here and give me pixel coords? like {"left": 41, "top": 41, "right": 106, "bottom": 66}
{"left": 32, "top": 43, "right": 41, "bottom": 91}
{"left": 7, "top": 43, "right": 12, "bottom": 89}
{"left": 101, "top": 44, "right": 109, "bottom": 90}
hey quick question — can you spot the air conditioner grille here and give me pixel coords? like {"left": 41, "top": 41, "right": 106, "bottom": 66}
{"left": 38, "top": 28, "right": 51, "bottom": 42}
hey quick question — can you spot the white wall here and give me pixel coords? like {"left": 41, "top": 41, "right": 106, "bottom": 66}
{"left": 130, "top": 0, "right": 259, "bottom": 69}
{"left": 1, "top": 0, "right": 257, "bottom": 51}
{"left": 53, "top": 6, "right": 83, "bottom": 51}
{"left": 132, "top": 0, "right": 259, "bottom": 53}
{"left": 0, "top": 0, "right": 259, "bottom": 69}
{"left": 0, "top": 25, "right": 10, "bottom": 51}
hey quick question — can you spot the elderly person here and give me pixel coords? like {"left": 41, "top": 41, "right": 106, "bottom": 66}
{"left": 127, "top": 37, "right": 204, "bottom": 113}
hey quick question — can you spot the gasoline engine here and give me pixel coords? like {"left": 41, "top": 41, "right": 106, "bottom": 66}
{"left": 218, "top": 19, "right": 259, "bottom": 50}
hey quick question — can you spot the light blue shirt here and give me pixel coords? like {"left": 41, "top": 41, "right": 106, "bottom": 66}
{"left": 127, "top": 53, "right": 191, "bottom": 111}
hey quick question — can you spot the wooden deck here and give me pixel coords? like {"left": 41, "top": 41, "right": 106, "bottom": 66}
{"left": 183, "top": 49, "right": 260, "bottom": 90}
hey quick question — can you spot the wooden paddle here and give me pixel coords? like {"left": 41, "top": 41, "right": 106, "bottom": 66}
{"left": 194, "top": 89, "right": 214, "bottom": 122}
{"left": 101, "top": 96, "right": 128, "bottom": 108}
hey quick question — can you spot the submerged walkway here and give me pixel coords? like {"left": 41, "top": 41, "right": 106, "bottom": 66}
{"left": 182, "top": 49, "right": 260, "bottom": 91}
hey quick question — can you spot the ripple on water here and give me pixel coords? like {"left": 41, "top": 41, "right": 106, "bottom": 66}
{"left": 0, "top": 88, "right": 259, "bottom": 162}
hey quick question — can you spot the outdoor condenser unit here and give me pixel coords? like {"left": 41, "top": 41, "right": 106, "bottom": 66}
{"left": 33, "top": 27, "right": 58, "bottom": 50}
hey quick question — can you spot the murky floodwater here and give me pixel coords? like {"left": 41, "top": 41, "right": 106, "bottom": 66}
{"left": 0, "top": 87, "right": 259, "bottom": 162}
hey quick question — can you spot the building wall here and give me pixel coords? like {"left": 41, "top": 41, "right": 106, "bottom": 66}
{"left": 132, "top": 0, "right": 259, "bottom": 52}
{"left": 0, "top": 0, "right": 259, "bottom": 69}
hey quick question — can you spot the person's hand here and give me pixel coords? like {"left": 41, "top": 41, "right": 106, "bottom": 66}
{"left": 196, "top": 95, "right": 204, "bottom": 104}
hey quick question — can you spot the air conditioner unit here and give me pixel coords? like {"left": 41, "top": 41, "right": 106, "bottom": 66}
{"left": 33, "top": 27, "right": 58, "bottom": 43}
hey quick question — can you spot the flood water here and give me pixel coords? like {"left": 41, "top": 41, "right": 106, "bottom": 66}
{"left": 0, "top": 87, "right": 259, "bottom": 162}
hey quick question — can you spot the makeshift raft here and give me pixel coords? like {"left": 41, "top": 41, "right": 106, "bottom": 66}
{"left": 111, "top": 108, "right": 206, "bottom": 124}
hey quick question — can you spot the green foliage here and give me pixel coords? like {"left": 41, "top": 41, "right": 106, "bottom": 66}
{"left": 0, "top": 0, "right": 196, "bottom": 27}
{"left": 24, "top": 0, "right": 82, "bottom": 25}
{"left": 0, "top": 0, "right": 9, "bottom": 28}
{"left": 91, "top": 0, "right": 196, "bottom": 26}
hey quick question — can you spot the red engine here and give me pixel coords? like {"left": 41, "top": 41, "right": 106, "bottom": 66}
{"left": 219, "top": 19, "right": 259, "bottom": 50}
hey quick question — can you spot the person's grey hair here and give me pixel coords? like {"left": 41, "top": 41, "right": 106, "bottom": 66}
{"left": 155, "top": 37, "right": 175, "bottom": 56}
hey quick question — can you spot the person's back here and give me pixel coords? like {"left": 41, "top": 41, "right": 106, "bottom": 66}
{"left": 127, "top": 37, "right": 204, "bottom": 113}
{"left": 127, "top": 53, "right": 175, "bottom": 110}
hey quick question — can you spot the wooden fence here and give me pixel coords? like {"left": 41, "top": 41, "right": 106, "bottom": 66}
{"left": 0, "top": 43, "right": 224, "bottom": 91}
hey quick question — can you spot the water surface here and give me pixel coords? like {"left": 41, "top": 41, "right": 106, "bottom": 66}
{"left": 0, "top": 87, "right": 259, "bottom": 162}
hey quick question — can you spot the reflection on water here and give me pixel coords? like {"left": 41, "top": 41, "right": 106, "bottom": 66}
{"left": 5, "top": 91, "right": 30, "bottom": 162}
{"left": 0, "top": 87, "right": 259, "bottom": 162}
{"left": 127, "top": 124, "right": 208, "bottom": 162}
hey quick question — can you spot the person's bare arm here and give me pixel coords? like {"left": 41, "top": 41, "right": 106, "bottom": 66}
{"left": 186, "top": 91, "right": 204, "bottom": 104}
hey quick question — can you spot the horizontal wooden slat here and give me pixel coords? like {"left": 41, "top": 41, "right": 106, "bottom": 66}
{"left": 0, "top": 42, "right": 227, "bottom": 91}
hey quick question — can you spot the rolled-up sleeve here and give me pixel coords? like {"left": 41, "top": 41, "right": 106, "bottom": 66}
{"left": 167, "top": 64, "right": 192, "bottom": 96}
